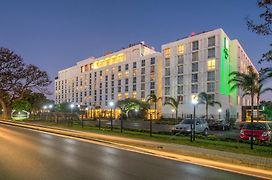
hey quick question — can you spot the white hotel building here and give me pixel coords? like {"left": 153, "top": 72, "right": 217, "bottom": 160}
{"left": 55, "top": 28, "right": 257, "bottom": 120}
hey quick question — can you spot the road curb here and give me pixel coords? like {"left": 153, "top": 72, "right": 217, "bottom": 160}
{"left": 1, "top": 120, "right": 272, "bottom": 179}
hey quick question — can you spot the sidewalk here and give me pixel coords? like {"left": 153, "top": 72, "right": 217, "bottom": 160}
{"left": 0, "top": 120, "right": 271, "bottom": 179}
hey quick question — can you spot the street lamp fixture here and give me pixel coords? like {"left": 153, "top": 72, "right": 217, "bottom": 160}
{"left": 191, "top": 97, "right": 198, "bottom": 141}
{"left": 109, "top": 101, "right": 114, "bottom": 131}
{"left": 48, "top": 105, "right": 53, "bottom": 109}
{"left": 171, "top": 109, "right": 175, "bottom": 119}
{"left": 70, "top": 104, "right": 75, "bottom": 113}
{"left": 218, "top": 108, "right": 222, "bottom": 120}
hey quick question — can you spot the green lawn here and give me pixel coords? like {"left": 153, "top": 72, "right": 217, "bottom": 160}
{"left": 27, "top": 121, "right": 272, "bottom": 158}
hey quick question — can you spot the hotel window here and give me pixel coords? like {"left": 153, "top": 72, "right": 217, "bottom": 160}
{"left": 141, "top": 91, "right": 145, "bottom": 98}
{"left": 164, "top": 48, "right": 171, "bottom": 58}
{"left": 165, "top": 87, "right": 170, "bottom": 95}
{"left": 118, "top": 65, "right": 121, "bottom": 72}
{"left": 178, "top": 55, "right": 184, "bottom": 64}
{"left": 100, "top": 70, "right": 102, "bottom": 76}
{"left": 141, "top": 68, "right": 145, "bottom": 74}
{"left": 177, "top": 75, "right": 183, "bottom": 84}
{"left": 99, "top": 95, "right": 102, "bottom": 101}
{"left": 191, "top": 84, "right": 198, "bottom": 93}
{"left": 150, "top": 65, "right": 155, "bottom": 73}
{"left": 105, "top": 89, "right": 108, "bottom": 94}
{"left": 99, "top": 83, "right": 102, "bottom": 88}
{"left": 118, "top": 87, "right": 121, "bottom": 93}
{"left": 207, "top": 82, "right": 215, "bottom": 92}
{"left": 151, "top": 57, "right": 156, "bottom": 65}
{"left": 192, "top": 62, "right": 198, "bottom": 72}
{"left": 125, "top": 78, "right": 129, "bottom": 85}
{"left": 141, "top": 83, "right": 145, "bottom": 90}
{"left": 209, "top": 94, "right": 215, "bottom": 101}
{"left": 105, "top": 75, "right": 108, "bottom": 81}
{"left": 150, "top": 82, "right": 155, "bottom": 89}
{"left": 133, "top": 84, "right": 136, "bottom": 91}
{"left": 207, "top": 59, "right": 216, "bottom": 70}
{"left": 192, "top": 41, "right": 199, "bottom": 51}
{"left": 177, "top": 86, "right": 183, "bottom": 94}
{"left": 118, "top": 73, "right": 122, "bottom": 79}
{"left": 111, "top": 67, "right": 115, "bottom": 74}
{"left": 208, "top": 48, "right": 215, "bottom": 58}
{"left": 118, "top": 94, "right": 122, "bottom": 100}
{"left": 125, "top": 86, "right": 129, "bottom": 92}
{"left": 94, "top": 72, "right": 97, "bottom": 78}
{"left": 118, "top": 80, "right": 121, "bottom": 86}
{"left": 192, "top": 51, "right": 198, "bottom": 62}
{"left": 207, "top": 71, "right": 215, "bottom": 81}
{"left": 178, "top": 65, "right": 183, "bottom": 74}
{"left": 177, "top": 95, "right": 184, "bottom": 104}
{"left": 133, "top": 77, "right": 137, "bottom": 84}
{"left": 177, "top": 44, "right": 184, "bottom": 55}
{"left": 133, "top": 69, "right": 137, "bottom": 76}
{"left": 150, "top": 90, "right": 155, "bottom": 95}
{"left": 133, "top": 62, "right": 137, "bottom": 68}
{"left": 141, "top": 60, "right": 145, "bottom": 67}
{"left": 125, "top": 93, "right": 129, "bottom": 99}
{"left": 165, "top": 77, "right": 170, "bottom": 86}
{"left": 141, "top": 76, "right": 145, "bottom": 82}
{"left": 165, "top": 68, "right": 170, "bottom": 76}
{"left": 111, "top": 94, "right": 114, "bottom": 100}
{"left": 125, "top": 64, "right": 129, "bottom": 70}
{"left": 208, "top": 36, "right": 215, "bottom": 47}
{"left": 165, "top": 58, "right": 170, "bottom": 67}
{"left": 111, "top": 74, "right": 114, "bottom": 80}
{"left": 150, "top": 74, "right": 155, "bottom": 81}
{"left": 99, "top": 89, "right": 102, "bottom": 94}
{"left": 191, "top": 73, "right": 198, "bottom": 83}
{"left": 111, "top": 88, "right": 114, "bottom": 94}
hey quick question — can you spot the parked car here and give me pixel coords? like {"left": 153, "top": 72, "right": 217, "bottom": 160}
{"left": 208, "top": 118, "right": 230, "bottom": 131}
{"left": 171, "top": 118, "right": 209, "bottom": 136}
{"left": 240, "top": 122, "right": 271, "bottom": 144}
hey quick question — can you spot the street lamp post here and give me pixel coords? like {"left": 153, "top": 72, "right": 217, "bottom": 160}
{"left": 192, "top": 98, "right": 198, "bottom": 141}
{"left": 109, "top": 101, "right": 114, "bottom": 131}
{"left": 218, "top": 108, "right": 222, "bottom": 120}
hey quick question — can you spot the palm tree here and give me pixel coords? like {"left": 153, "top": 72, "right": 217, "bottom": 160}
{"left": 198, "top": 92, "right": 221, "bottom": 122}
{"left": 146, "top": 93, "right": 161, "bottom": 136}
{"left": 229, "top": 66, "right": 259, "bottom": 150}
{"left": 146, "top": 93, "right": 161, "bottom": 120}
{"left": 164, "top": 97, "right": 181, "bottom": 122}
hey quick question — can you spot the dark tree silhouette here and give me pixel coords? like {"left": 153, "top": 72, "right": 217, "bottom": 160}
{"left": 0, "top": 47, "right": 51, "bottom": 119}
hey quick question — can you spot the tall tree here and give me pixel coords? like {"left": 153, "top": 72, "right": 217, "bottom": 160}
{"left": 164, "top": 97, "right": 181, "bottom": 121}
{"left": 198, "top": 92, "right": 221, "bottom": 121}
{"left": 229, "top": 66, "right": 259, "bottom": 149}
{"left": 247, "top": 0, "right": 272, "bottom": 64}
{"left": 146, "top": 93, "right": 161, "bottom": 120}
{"left": 0, "top": 47, "right": 51, "bottom": 119}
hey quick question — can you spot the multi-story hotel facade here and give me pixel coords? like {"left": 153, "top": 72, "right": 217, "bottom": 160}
{"left": 55, "top": 43, "right": 162, "bottom": 118}
{"left": 55, "top": 28, "right": 257, "bottom": 121}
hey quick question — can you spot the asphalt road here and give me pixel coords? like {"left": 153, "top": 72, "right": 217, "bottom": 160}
{"left": 0, "top": 124, "right": 262, "bottom": 180}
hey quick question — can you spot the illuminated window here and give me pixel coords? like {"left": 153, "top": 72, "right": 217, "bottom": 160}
{"left": 177, "top": 44, "right": 184, "bottom": 55}
{"left": 125, "top": 71, "right": 129, "bottom": 77}
{"left": 132, "top": 92, "right": 137, "bottom": 99}
{"left": 207, "top": 59, "right": 216, "bottom": 70}
{"left": 118, "top": 93, "right": 122, "bottom": 100}
{"left": 118, "top": 73, "right": 122, "bottom": 79}
{"left": 125, "top": 93, "right": 129, "bottom": 99}
{"left": 164, "top": 48, "right": 170, "bottom": 58}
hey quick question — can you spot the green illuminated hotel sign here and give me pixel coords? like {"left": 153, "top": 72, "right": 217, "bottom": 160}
{"left": 220, "top": 37, "right": 230, "bottom": 96}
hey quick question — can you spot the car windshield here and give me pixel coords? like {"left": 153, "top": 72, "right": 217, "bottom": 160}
{"left": 244, "top": 123, "right": 268, "bottom": 130}
{"left": 181, "top": 119, "right": 194, "bottom": 124}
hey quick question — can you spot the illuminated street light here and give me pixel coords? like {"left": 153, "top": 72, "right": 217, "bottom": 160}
{"left": 171, "top": 109, "right": 175, "bottom": 119}
{"left": 109, "top": 101, "right": 114, "bottom": 131}
{"left": 48, "top": 104, "right": 53, "bottom": 109}
{"left": 43, "top": 105, "right": 48, "bottom": 110}
{"left": 70, "top": 104, "right": 75, "bottom": 113}
{"left": 218, "top": 108, "right": 222, "bottom": 120}
{"left": 192, "top": 97, "right": 198, "bottom": 141}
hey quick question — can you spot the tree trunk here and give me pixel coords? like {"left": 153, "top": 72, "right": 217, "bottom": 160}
{"left": 206, "top": 104, "right": 208, "bottom": 122}
{"left": 0, "top": 98, "right": 9, "bottom": 120}
{"left": 257, "top": 95, "right": 260, "bottom": 122}
{"left": 250, "top": 93, "right": 254, "bottom": 150}
{"left": 176, "top": 108, "right": 178, "bottom": 123}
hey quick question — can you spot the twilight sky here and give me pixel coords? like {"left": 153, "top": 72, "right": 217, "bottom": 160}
{"left": 0, "top": 0, "right": 271, "bottom": 100}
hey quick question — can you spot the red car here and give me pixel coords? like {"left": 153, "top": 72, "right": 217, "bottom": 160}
{"left": 240, "top": 122, "right": 271, "bottom": 144}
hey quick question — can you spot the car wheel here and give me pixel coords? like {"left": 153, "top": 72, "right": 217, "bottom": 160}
{"left": 203, "top": 128, "right": 208, "bottom": 136}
